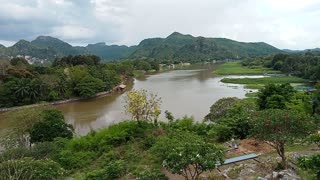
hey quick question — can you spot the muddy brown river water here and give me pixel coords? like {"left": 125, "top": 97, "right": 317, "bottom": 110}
{"left": 0, "top": 65, "right": 262, "bottom": 136}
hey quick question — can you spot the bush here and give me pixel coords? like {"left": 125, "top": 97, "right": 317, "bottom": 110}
{"left": 30, "top": 141, "right": 60, "bottom": 160}
{"left": 298, "top": 154, "right": 320, "bottom": 179}
{"left": 307, "top": 134, "right": 320, "bottom": 148}
{"left": 135, "top": 168, "right": 168, "bottom": 180}
{"left": 99, "top": 150, "right": 120, "bottom": 167}
{"left": 140, "top": 134, "right": 157, "bottom": 150}
{"left": 68, "top": 121, "right": 150, "bottom": 153}
{"left": 56, "top": 150, "right": 97, "bottom": 169}
{"left": 212, "top": 124, "right": 234, "bottom": 142}
{"left": 104, "top": 160, "right": 127, "bottom": 179}
{"left": 0, "top": 157, "right": 65, "bottom": 180}
{"left": 29, "top": 109, "right": 73, "bottom": 144}
{"left": 85, "top": 169, "right": 106, "bottom": 180}
{"left": 84, "top": 160, "right": 127, "bottom": 180}
{"left": 0, "top": 147, "right": 32, "bottom": 163}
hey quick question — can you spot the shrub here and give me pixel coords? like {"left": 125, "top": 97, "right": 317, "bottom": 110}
{"left": 30, "top": 141, "right": 59, "bottom": 160}
{"left": 0, "top": 157, "right": 65, "bottom": 180}
{"left": 56, "top": 150, "right": 97, "bottom": 169}
{"left": 104, "top": 160, "right": 127, "bottom": 179}
{"left": 135, "top": 168, "right": 168, "bottom": 180}
{"left": 307, "top": 134, "right": 320, "bottom": 148}
{"left": 0, "top": 147, "right": 32, "bottom": 163}
{"left": 85, "top": 169, "right": 106, "bottom": 180}
{"left": 298, "top": 154, "right": 320, "bottom": 179}
{"left": 84, "top": 160, "right": 127, "bottom": 180}
{"left": 99, "top": 150, "right": 120, "bottom": 167}
{"left": 212, "top": 124, "right": 234, "bottom": 142}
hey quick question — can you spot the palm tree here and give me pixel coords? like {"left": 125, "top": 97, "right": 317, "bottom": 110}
{"left": 13, "top": 78, "right": 31, "bottom": 101}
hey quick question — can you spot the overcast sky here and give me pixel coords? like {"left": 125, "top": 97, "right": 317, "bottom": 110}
{"left": 0, "top": 0, "right": 319, "bottom": 50}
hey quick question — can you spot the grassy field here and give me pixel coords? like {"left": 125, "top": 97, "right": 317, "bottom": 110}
{"left": 221, "top": 76, "right": 308, "bottom": 85}
{"left": 244, "top": 84, "right": 265, "bottom": 89}
{"left": 213, "top": 62, "right": 280, "bottom": 75}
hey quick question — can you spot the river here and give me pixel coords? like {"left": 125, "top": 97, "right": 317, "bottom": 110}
{"left": 53, "top": 65, "right": 259, "bottom": 135}
{"left": 0, "top": 65, "right": 261, "bottom": 136}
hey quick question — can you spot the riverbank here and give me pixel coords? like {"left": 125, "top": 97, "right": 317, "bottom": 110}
{"left": 0, "top": 81, "right": 130, "bottom": 113}
{"left": 214, "top": 62, "right": 309, "bottom": 89}
{"left": 213, "top": 62, "right": 279, "bottom": 75}
{"left": 221, "top": 76, "right": 308, "bottom": 85}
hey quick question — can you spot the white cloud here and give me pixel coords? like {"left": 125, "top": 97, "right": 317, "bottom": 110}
{"left": 50, "top": 25, "right": 96, "bottom": 40}
{"left": 0, "top": 0, "right": 319, "bottom": 49}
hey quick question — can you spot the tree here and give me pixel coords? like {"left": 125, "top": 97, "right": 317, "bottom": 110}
{"left": 204, "top": 97, "right": 240, "bottom": 122}
{"left": 0, "top": 60, "right": 10, "bottom": 80}
{"left": 10, "top": 57, "right": 29, "bottom": 67}
{"left": 298, "top": 154, "right": 320, "bottom": 179}
{"left": 251, "top": 109, "right": 315, "bottom": 168}
{"left": 29, "top": 109, "right": 73, "bottom": 144}
{"left": 74, "top": 75, "right": 105, "bottom": 97}
{"left": 313, "top": 81, "right": 320, "bottom": 115}
{"left": 152, "top": 131, "right": 224, "bottom": 180}
{"left": 165, "top": 110, "right": 175, "bottom": 123}
{"left": 205, "top": 99, "right": 256, "bottom": 141}
{"left": 124, "top": 89, "right": 162, "bottom": 124}
{"left": 257, "top": 83, "right": 295, "bottom": 110}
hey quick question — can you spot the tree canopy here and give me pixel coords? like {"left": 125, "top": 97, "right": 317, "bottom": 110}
{"left": 29, "top": 109, "right": 73, "bottom": 144}
{"left": 251, "top": 109, "right": 316, "bottom": 168}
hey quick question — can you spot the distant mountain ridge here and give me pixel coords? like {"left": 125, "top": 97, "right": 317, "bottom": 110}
{"left": 0, "top": 32, "right": 283, "bottom": 62}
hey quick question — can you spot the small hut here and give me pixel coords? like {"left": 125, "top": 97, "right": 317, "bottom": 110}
{"left": 116, "top": 84, "right": 126, "bottom": 92}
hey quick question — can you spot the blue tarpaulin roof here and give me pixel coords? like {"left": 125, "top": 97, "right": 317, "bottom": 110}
{"left": 217, "top": 153, "right": 259, "bottom": 166}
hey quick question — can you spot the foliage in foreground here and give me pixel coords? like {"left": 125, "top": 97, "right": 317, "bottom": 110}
{"left": 298, "top": 154, "right": 320, "bottom": 179}
{"left": 29, "top": 109, "right": 73, "bottom": 144}
{"left": 205, "top": 98, "right": 257, "bottom": 141}
{"left": 251, "top": 109, "right": 316, "bottom": 168}
{"left": 152, "top": 131, "right": 224, "bottom": 180}
{"left": 0, "top": 157, "right": 65, "bottom": 180}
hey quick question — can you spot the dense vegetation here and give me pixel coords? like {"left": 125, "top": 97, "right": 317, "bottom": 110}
{"left": 130, "top": 32, "right": 281, "bottom": 62}
{"left": 0, "top": 32, "right": 281, "bottom": 62}
{"left": 213, "top": 61, "right": 279, "bottom": 75}
{"left": 221, "top": 76, "right": 308, "bottom": 84}
{"left": 0, "top": 81, "right": 319, "bottom": 179}
{"left": 0, "top": 55, "right": 160, "bottom": 108}
{"left": 241, "top": 51, "right": 320, "bottom": 81}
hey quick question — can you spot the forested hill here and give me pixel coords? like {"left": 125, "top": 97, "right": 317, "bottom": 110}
{"left": 0, "top": 32, "right": 282, "bottom": 62}
{"left": 0, "top": 36, "right": 135, "bottom": 61}
{"left": 130, "top": 32, "right": 282, "bottom": 62}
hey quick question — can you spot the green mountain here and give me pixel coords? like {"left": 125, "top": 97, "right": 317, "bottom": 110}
{"left": 130, "top": 32, "right": 282, "bottom": 62}
{"left": 86, "top": 42, "right": 136, "bottom": 60}
{"left": 31, "top": 36, "right": 88, "bottom": 56}
{"left": 0, "top": 32, "right": 283, "bottom": 62}
{"left": 7, "top": 40, "right": 57, "bottom": 59}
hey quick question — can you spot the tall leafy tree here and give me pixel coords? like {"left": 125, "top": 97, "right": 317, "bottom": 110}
{"left": 152, "top": 131, "right": 224, "bottom": 180}
{"left": 29, "top": 109, "right": 73, "bottom": 144}
{"left": 257, "top": 83, "right": 295, "bottom": 110}
{"left": 74, "top": 75, "right": 105, "bottom": 97}
{"left": 251, "top": 109, "right": 315, "bottom": 168}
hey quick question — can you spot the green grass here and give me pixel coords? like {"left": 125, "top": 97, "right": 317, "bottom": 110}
{"left": 245, "top": 92, "right": 258, "bottom": 98}
{"left": 244, "top": 84, "right": 265, "bottom": 89}
{"left": 221, "top": 76, "right": 308, "bottom": 85}
{"left": 133, "top": 70, "right": 146, "bottom": 78}
{"left": 213, "top": 62, "right": 279, "bottom": 75}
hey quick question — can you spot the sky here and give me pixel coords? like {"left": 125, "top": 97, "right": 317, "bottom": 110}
{"left": 0, "top": 0, "right": 319, "bottom": 50}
